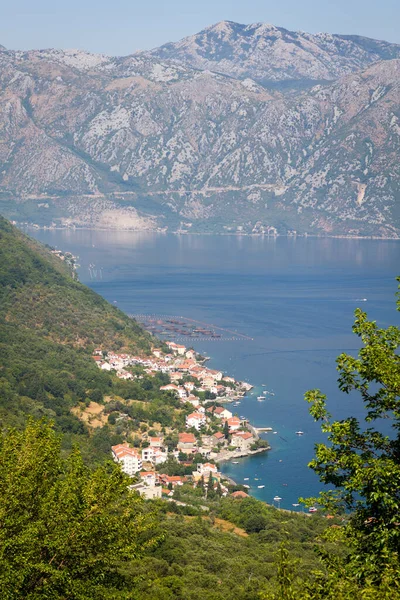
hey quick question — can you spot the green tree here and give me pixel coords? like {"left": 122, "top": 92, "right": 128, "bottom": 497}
{"left": 303, "top": 280, "right": 400, "bottom": 580}
{"left": 0, "top": 420, "right": 157, "bottom": 599}
{"left": 223, "top": 419, "right": 230, "bottom": 440}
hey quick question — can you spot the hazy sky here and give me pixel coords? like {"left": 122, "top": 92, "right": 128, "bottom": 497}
{"left": 2, "top": 0, "right": 399, "bottom": 55}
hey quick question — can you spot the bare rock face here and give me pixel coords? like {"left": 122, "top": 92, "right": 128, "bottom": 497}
{"left": 0, "top": 22, "right": 400, "bottom": 237}
{"left": 147, "top": 21, "right": 400, "bottom": 86}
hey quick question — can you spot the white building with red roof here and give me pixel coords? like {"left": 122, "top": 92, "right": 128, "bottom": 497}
{"left": 186, "top": 412, "right": 206, "bottom": 431}
{"left": 226, "top": 416, "right": 242, "bottom": 432}
{"left": 231, "top": 431, "right": 254, "bottom": 450}
{"left": 111, "top": 443, "right": 142, "bottom": 476}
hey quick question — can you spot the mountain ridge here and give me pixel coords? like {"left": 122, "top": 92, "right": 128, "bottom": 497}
{"left": 147, "top": 20, "right": 400, "bottom": 85}
{"left": 0, "top": 21, "right": 400, "bottom": 237}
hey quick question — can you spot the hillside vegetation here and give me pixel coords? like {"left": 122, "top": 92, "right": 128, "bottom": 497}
{"left": 0, "top": 215, "right": 154, "bottom": 440}
{"left": 0, "top": 216, "right": 399, "bottom": 598}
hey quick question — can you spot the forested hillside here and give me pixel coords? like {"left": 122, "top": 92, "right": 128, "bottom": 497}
{"left": 0, "top": 216, "right": 154, "bottom": 442}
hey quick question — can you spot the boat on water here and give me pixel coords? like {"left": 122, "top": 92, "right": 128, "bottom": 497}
{"left": 295, "top": 431, "right": 304, "bottom": 435}
{"left": 244, "top": 478, "right": 249, "bottom": 481}
{"left": 309, "top": 507, "right": 318, "bottom": 513}
{"left": 257, "top": 485, "right": 265, "bottom": 489}
{"left": 257, "top": 396, "right": 265, "bottom": 401}
{"left": 273, "top": 496, "right": 282, "bottom": 501}
{"left": 243, "top": 484, "right": 250, "bottom": 489}
{"left": 232, "top": 461, "right": 239, "bottom": 464}
{"left": 292, "top": 503, "right": 300, "bottom": 507}
{"left": 273, "top": 431, "right": 278, "bottom": 434}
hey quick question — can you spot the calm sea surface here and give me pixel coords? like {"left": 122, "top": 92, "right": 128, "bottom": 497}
{"left": 30, "top": 230, "right": 400, "bottom": 510}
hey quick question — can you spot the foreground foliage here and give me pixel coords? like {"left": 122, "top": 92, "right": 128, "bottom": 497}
{"left": 0, "top": 420, "right": 157, "bottom": 599}
{"left": 297, "top": 280, "right": 400, "bottom": 593}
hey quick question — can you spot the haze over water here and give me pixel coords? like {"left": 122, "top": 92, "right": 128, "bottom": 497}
{"left": 31, "top": 230, "right": 400, "bottom": 510}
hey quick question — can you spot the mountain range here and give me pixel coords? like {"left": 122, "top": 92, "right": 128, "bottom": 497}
{"left": 1, "top": 21, "right": 400, "bottom": 237}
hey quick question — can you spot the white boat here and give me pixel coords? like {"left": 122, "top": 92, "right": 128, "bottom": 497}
{"left": 257, "top": 396, "right": 265, "bottom": 401}
{"left": 295, "top": 431, "right": 304, "bottom": 435}
{"left": 273, "top": 431, "right": 278, "bottom": 434}
{"left": 309, "top": 507, "right": 317, "bottom": 513}
{"left": 273, "top": 496, "right": 282, "bottom": 501}
{"left": 257, "top": 485, "right": 265, "bottom": 489}
{"left": 232, "top": 461, "right": 239, "bottom": 464}
{"left": 243, "top": 484, "right": 250, "bottom": 489}
{"left": 292, "top": 503, "right": 300, "bottom": 507}
{"left": 244, "top": 478, "right": 249, "bottom": 481}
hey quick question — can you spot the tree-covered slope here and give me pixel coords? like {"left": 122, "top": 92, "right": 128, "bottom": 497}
{"left": 0, "top": 215, "right": 153, "bottom": 433}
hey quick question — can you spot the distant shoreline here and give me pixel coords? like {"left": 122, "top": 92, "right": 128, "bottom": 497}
{"left": 17, "top": 223, "right": 400, "bottom": 241}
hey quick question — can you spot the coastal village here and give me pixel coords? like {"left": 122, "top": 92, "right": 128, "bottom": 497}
{"left": 92, "top": 341, "right": 270, "bottom": 502}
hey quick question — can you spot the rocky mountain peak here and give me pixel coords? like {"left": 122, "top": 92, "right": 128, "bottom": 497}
{"left": 147, "top": 20, "right": 400, "bottom": 86}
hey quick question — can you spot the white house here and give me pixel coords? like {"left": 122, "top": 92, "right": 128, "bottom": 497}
{"left": 153, "top": 449, "right": 168, "bottom": 465}
{"left": 186, "top": 412, "right": 206, "bottom": 431}
{"left": 140, "top": 471, "right": 157, "bottom": 486}
{"left": 226, "top": 417, "right": 242, "bottom": 432}
{"left": 231, "top": 431, "right": 254, "bottom": 451}
{"left": 111, "top": 444, "right": 142, "bottom": 476}
{"left": 116, "top": 370, "right": 133, "bottom": 380}
{"left": 196, "top": 462, "right": 218, "bottom": 476}
{"left": 100, "top": 362, "right": 112, "bottom": 371}
{"left": 213, "top": 407, "right": 232, "bottom": 420}
{"left": 142, "top": 447, "right": 154, "bottom": 463}
{"left": 149, "top": 436, "right": 163, "bottom": 448}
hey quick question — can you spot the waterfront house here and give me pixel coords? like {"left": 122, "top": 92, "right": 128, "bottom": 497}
{"left": 207, "top": 369, "right": 223, "bottom": 381}
{"left": 226, "top": 417, "right": 241, "bottom": 432}
{"left": 231, "top": 431, "right": 254, "bottom": 451}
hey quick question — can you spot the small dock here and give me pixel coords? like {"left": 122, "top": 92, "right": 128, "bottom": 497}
{"left": 254, "top": 427, "right": 273, "bottom": 432}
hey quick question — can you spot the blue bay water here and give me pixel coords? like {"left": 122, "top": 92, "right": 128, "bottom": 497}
{"left": 30, "top": 230, "right": 400, "bottom": 510}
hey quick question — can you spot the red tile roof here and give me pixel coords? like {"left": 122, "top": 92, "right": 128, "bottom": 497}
{"left": 178, "top": 433, "right": 196, "bottom": 443}
{"left": 231, "top": 491, "right": 249, "bottom": 498}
